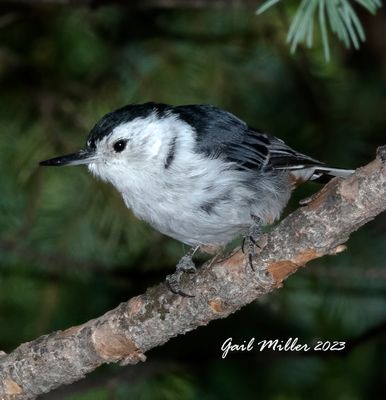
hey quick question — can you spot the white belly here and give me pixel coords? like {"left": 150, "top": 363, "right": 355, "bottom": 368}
{"left": 120, "top": 164, "right": 291, "bottom": 246}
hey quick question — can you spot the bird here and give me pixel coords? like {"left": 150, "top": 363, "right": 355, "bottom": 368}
{"left": 40, "top": 102, "right": 353, "bottom": 296}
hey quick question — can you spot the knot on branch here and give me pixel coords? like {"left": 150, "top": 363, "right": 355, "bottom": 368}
{"left": 92, "top": 324, "right": 142, "bottom": 365}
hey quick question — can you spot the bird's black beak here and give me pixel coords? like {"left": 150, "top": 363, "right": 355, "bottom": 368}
{"left": 39, "top": 149, "right": 96, "bottom": 167}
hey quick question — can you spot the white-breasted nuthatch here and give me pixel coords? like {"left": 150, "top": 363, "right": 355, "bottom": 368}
{"left": 40, "top": 102, "right": 353, "bottom": 295}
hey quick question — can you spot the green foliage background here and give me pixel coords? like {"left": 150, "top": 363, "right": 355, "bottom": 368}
{"left": 0, "top": 2, "right": 385, "bottom": 399}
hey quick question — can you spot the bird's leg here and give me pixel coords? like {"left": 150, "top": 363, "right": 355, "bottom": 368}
{"left": 166, "top": 245, "right": 200, "bottom": 297}
{"left": 242, "top": 215, "right": 262, "bottom": 271}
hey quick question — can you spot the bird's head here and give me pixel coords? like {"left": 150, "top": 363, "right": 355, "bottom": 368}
{"left": 40, "top": 102, "right": 185, "bottom": 183}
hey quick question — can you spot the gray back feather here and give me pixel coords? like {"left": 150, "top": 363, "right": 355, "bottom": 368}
{"left": 175, "top": 104, "right": 323, "bottom": 172}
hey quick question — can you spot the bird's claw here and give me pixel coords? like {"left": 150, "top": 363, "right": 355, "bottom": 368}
{"left": 166, "top": 252, "right": 197, "bottom": 297}
{"left": 243, "top": 216, "right": 263, "bottom": 271}
{"left": 244, "top": 235, "right": 260, "bottom": 271}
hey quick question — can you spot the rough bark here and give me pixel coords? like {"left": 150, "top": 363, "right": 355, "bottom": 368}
{"left": 1, "top": 146, "right": 385, "bottom": 399}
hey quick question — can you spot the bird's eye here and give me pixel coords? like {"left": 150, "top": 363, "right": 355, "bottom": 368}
{"left": 113, "top": 139, "right": 127, "bottom": 153}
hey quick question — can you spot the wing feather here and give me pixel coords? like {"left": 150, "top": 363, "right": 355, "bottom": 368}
{"left": 174, "top": 104, "right": 323, "bottom": 171}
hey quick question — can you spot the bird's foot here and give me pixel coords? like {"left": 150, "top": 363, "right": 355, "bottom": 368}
{"left": 166, "top": 247, "right": 199, "bottom": 297}
{"left": 242, "top": 216, "right": 263, "bottom": 271}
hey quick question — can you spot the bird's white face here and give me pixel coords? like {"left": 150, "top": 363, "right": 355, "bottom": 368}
{"left": 86, "top": 113, "right": 188, "bottom": 186}
{"left": 86, "top": 120, "right": 142, "bottom": 181}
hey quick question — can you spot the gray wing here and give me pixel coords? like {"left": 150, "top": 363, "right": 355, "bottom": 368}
{"left": 175, "top": 104, "right": 324, "bottom": 172}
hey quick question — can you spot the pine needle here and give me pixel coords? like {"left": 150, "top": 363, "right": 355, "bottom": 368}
{"left": 256, "top": 0, "right": 382, "bottom": 60}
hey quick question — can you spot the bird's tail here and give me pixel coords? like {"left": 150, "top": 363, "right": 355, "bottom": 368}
{"left": 267, "top": 138, "right": 354, "bottom": 184}
{"left": 290, "top": 165, "right": 355, "bottom": 185}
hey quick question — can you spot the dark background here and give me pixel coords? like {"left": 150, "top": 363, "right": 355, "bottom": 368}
{"left": 0, "top": 1, "right": 385, "bottom": 398}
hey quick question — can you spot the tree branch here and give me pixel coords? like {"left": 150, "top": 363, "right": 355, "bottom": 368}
{"left": 1, "top": 146, "right": 386, "bottom": 399}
